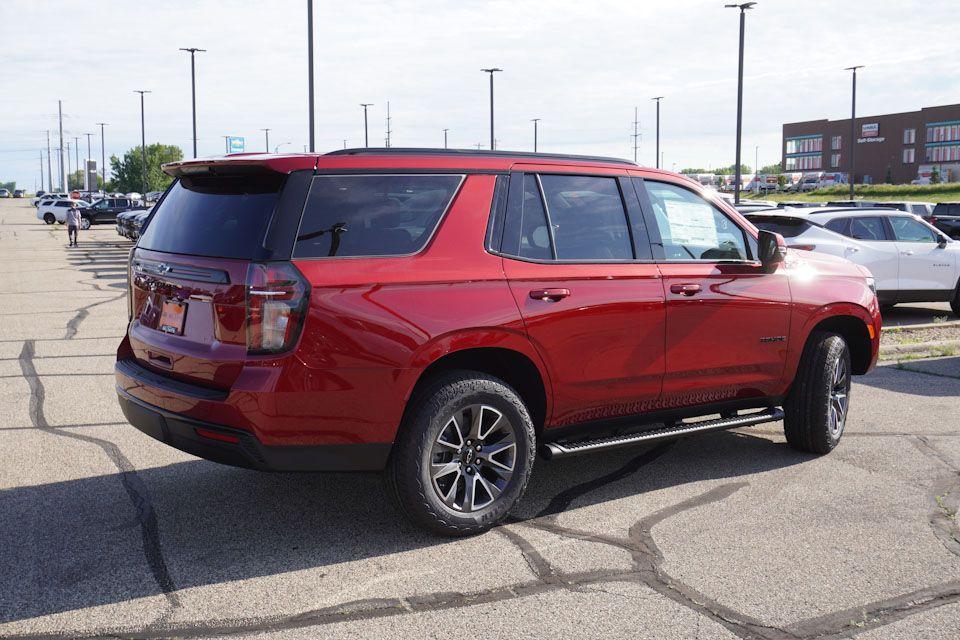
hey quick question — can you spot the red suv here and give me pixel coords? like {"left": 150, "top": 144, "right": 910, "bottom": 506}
{"left": 116, "top": 149, "right": 881, "bottom": 535}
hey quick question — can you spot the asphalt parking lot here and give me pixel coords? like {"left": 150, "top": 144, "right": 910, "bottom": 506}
{"left": 0, "top": 197, "right": 958, "bottom": 640}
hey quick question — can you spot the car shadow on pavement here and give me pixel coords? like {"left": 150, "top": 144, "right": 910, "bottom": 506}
{"left": 1, "top": 428, "right": 807, "bottom": 624}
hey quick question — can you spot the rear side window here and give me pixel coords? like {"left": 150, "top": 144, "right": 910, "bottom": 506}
{"left": 825, "top": 218, "right": 848, "bottom": 235}
{"left": 293, "top": 174, "right": 463, "bottom": 258}
{"left": 538, "top": 175, "right": 633, "bottom": 260}
{"left": 137, "top": 173, "right": 284, "bottom": 259}
{"left": 847, "top": 217, "right": 887, "bottom": 241}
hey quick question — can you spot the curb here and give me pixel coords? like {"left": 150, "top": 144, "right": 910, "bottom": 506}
{"left": 883, "top": 321, "right": 960, "bottom": 332}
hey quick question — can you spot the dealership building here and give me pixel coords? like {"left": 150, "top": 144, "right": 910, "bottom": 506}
{"left": 782, "top": 103, "right": 960, "bottom": 184}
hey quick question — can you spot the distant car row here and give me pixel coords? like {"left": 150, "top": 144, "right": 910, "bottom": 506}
{"left": 116, "top": 209, "right": 150, "bottom": 240}
{"left": 0, "top": 189, "right": 26, "bottom": 198}
{"left": 35, "top": 196, "right": 143, "bottom": 229}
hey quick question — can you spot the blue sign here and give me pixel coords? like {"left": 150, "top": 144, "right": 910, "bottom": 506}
{"left": 226, "top": 136, "right": 245, "bottom": 154}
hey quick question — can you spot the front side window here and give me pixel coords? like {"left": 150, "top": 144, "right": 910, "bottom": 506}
{"left": 294, "top": 174, "right": 463, "bottom": 258}
{"left": 889, "top": 217, "right": 937, "bottom": 243}
{"left": 537, "top": 175, "right": 633, "bottom": 260}
{"left": 643, "top": 181, "right": 749, "bottom": 261}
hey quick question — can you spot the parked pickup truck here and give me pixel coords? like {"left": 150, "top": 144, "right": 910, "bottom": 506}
{"left": 116, "top": 150, "right": 882, "bottom": 535}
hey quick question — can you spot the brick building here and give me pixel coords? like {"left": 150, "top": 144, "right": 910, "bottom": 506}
{"left": 782, "top": 103, "right": 960, "bottom": 184}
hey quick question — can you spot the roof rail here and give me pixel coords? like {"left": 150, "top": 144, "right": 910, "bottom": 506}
{"left": 326, "top": 147, "right": 638, "bottom": 166}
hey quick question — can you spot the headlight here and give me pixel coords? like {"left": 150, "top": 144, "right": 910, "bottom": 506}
{"left": 865, "top": 275, "right": 876, "bottom": 294}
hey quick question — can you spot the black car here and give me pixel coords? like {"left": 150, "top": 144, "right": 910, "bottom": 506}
{"left": 84, "top": 197, "right": 138, "bottom": 225}
{"left": 929, "top": 202, "right": 960, "bottom": 239}
{"left": 129, "top": 210, "right": 151, "bottom": 239}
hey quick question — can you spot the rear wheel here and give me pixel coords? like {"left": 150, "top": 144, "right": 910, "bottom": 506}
{"left": 784, "top": 332, "right": 851, "bottom": 454}
{"left": 80, "top": 217, "right": 91, "bottom": 230}
{"left": 387, "top": 371, "right": 536, "bottom": 536}
{"left": 951, "top": 285, "right": 960, "bottom": 317}
{"left": 43, "top": 213, "right": 55, "bottom": 224}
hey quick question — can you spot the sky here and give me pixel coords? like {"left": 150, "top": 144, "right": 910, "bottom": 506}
{"left": 2, "top": 0, "right": 959, "bottom": 191}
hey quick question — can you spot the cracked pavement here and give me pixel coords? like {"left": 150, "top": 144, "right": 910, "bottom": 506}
{"left": 0, "top": 198, "right": 958, "bottom": 639}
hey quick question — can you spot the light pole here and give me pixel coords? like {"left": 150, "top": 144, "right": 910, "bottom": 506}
{"left": 481, "top": 68, "right": 502, "bottom": 150}
{"left": 725, "top": 2, "right": 756, "bottom": 205}
{"left": 442, "top": 129, "right": 449, "bottom": 149}
{"left": 39, "top": 150, "right": 44, "bottom": 192}
{"left": 275, "top": 142, "right": 291, "bottom": 153}
{"left": 179, "top": 47, "right": 205, "bottom": 158}
{"left": 73, "top": 136, "right": 80, "bottom": 189}
{"left": 261, "top": 128, "right": 270, "bottom": 153}
{"left": 84, "top": 133, "right": 93, "bottom": 190}
{"left": 223, "top": 135, "right": 230, "bottom": 153}
{"left": 754, "top": 145, "right": 759, "bottom": 194}
{"left": 845, "top": 65, "right": 864, "bottom": 201}
{"left": 96, "top": 123, "right": 107, "bottom": 188}
{"left": 66, "top": 141, "right": 72, "bottom": 188}
{"left": 57, "top": 100, "right": 65, "bottom": 192}
{"left": 531, "top": 118, "right": 540, "bottom": 152}
{"left": 652, "top": 97, "right": 663, "bottom": 168}
{"left": 360, "top": 104, "right": 373, "bottom": 147}
{"left": 307, "top": 0, "right": 315, "bottom": 152}
{"left": 632, "top": 107, "right": 641, "bottom": 163}
{"left": 134, "top": 90, "right": 151, "bottom": 196}
{"left": 45, "top": 130, "right": 53, "bottom": 192}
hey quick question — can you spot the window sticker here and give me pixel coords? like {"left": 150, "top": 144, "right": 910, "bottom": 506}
{"left": 663, "top": 200, "right": 718, "bottom": 246}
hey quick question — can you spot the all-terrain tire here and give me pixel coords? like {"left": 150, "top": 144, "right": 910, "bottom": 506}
{"left": 784, "top": 332, "right": 852, "bottom": 454}
{"left": 43, "top": 213, "right": 55, "bottom": 224}
{"left": 386, "top": 370, "right": 536, "bottom": 536}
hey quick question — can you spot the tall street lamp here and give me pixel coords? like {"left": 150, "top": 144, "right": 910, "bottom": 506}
{"left": 84, "top": 133, "right": 93, "bottom": 190}
{"left": 845, "top": 65, "right": 864, "bottom": 201}
{"left": 134, "top": 90, "right": 151, "bottom": 196}
{"left": 360, "top": 103, "right": 373, "bottom": 147}
{"left": 179, "top": 47, "right": 205, "bottom": 158}
{"left": 307, "top": 0, "right": 315, "bottom": 152}
{"left": 57, "top": 100, "right": 65, "bottom": 192}
{"left": 442, "top": 128, "right": 449, "bottom": 149}
{"left": 275, "top": 142, "right": 291, "bottom": 153}
{"left": 652, "top": 97, "right": 663, "bottom": 168}
{"left": 261, "top": 128, "right": 270, "bottom": 153}
{"left": 531, "top": 118, "right": 540, "bottom": 152}
{"left": 45, "top": 129, "right": 53, "bottom": 192}
{"left": 73, "top": 136, "right": 80, "bottom": 188}
{"left": 481, "top": 68, "right": 502, "bottom": 150}
{"left": 96, "top": 123, "right": 107, "bottom": 188}
{"left": 725, "top": 2, "right": 756, "bottom": 204}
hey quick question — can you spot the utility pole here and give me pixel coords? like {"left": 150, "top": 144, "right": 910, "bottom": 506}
{"left": 845, "top": 65, "right": 864, "bottom": 201}
{"left": 223, "top": 135, "right": 230, "bottom": 153}
{"left": 96, "top": 123, "right": 108, "bottom": 188}
{"left": 385, "top": 101, "right": 392, "bottom": 148}
{"left": 442, "top": 129, "right": 449, "bottom": 149}
{"left": 45, "top": 130, "right": 53, "bottom": 192}
{"left": 39, "top": 150, "right": 44, "bottom": 192}
{"left": 343, "top": 139, "right": 347, "bottom": 149}
{"left": 725, "top": 2, "right": 756, "bottom": 204}
{"left": 261, "top": 128, "right": 270, "bottom": 153}
{"left": 179, "top": 47, "right": 205, "bottom": 158}
{"left": 360, "top": 103, "right": 373, "bottom": 147}
{"left": 755, "top": 145, "right": 760, "bottom": 194}
{"left": 73, "top": 136, "right": 80, "bottom": 189}
{"left": 134, "top": 90, "right": 151, "bottom": 196}
{"left": 307, "top": 0, "right": 315, "bottom": 152}
{"left": 531, "top": 118, "right": 540, "bottom": 152}
{"left": 84, "top": 133, "right": 93, "bottom": 190}
{"left": 652, "top": 97, "right": 663, "bottom": 168}
{"left": 66, "top": 141, "right": 72, "bottom": 189}
{"left": 632, "top": 107, "right": 641, "bottom": 163}
{"left": 57, "top": 100, "right": 65, "bottom": 192}
{"left": 481, "top": 68, "right": 502, "bottom": 151}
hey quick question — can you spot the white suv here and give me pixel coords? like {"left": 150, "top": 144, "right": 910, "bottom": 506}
{"left": 746, "top": 207, "right": 960, "bottom": 315}
{"left": 36, "top": 199, "right": 89, "bottom": 225}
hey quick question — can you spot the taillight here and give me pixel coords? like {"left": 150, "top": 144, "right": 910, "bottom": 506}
{"left": 791, "top": 244, "right": 816, "bottom": 251}
{"left": 245, "top": 262, "right": 310, "bottom": 355}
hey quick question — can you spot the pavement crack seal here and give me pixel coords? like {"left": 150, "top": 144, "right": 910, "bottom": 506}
{"left": 911, "top": 436, "right": 960, "bottom": 559}
{"left": 64, "top": 292, "right": 125, "bottom": 339}
{"left": 17, "top": 340, "right": 179, "bottom": 609}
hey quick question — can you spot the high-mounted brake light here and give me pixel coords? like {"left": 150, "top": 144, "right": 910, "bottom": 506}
{"left": 245, "top": 262, "right": 310, "bottom": 355}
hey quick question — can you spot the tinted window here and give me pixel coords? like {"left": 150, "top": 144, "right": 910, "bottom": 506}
{"left": 825, "top": 218, "right": 848, "bottom": 235}
{"left": 55, "top": 201, "right": 70, "bottom": 207}
{"left": 538, "top": 175, "right": 632, "bottom": 260}
{"left": 644, "top": 181, "right": 749, "bottom": 261}
{"left": 890, "top": 217, "right": 937, "bottom": 243}
{"left": 514, "top": 175, "right": 552, "bottom": 260}
{"left": 746, "top": 216, "right": 812, "bottom": 238}
{"left": 847, "top": 217, "right": 886, "bottom": 241}
{"left": 137, "top": 174, "right": 284, "bottom": 259}
{"left": 294, "top": 174, "right": 462, "bottom": 258}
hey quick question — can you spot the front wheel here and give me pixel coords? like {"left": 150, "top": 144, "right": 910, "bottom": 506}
{"left": 387, "top": 371, "right": 536, "bottom": 536}
{"left": 951, "top": 285, "right": 960, "bottom": 317}
{"left": 80, "top": 217, "right": 91, "bottom": 230}
{"left": 784, "top": 332, "right": 852, "bottom": 454}
{"left": 43, "top": 213, "right": 55, "bottom": 224}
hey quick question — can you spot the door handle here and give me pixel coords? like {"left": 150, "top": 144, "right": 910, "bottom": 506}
{"left": 900, "top": 250, "right": 915, "bottom": 256}
{"left": 670, "top": 283, "right": 702, "bottom": 296}
{"left": 529, "top": 288, "right": 571, "bottom": 301}
{"left": 845, "top": 246, "right": 860, "bottom": 253}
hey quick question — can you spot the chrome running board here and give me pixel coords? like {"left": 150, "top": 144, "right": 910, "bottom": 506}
{"left": 542, "top": 408, "right": 784, "bottom": 460}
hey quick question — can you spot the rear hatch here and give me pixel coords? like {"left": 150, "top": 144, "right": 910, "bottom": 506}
{"left": 127, "top": 169, "right": 311, "bottom": 391}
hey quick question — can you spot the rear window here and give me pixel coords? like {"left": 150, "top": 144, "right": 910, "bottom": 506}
{"left": 293, "top": 174, "right": 463, "bottom": 258}
{"left": 137, "top": 174, "right": 284, "bottom": 259}
{"left": 746, "top": 216, "right": 812, "bottom": 238}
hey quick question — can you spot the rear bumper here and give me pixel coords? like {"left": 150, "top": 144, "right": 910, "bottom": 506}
{"left": 117, "top": 383, "right": 392, "bottom": 472}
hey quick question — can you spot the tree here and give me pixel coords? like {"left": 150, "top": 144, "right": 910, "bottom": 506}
{"left": 931, "top": 166, "right": 941, "bottom": 184}
{"left": 777, "top": 174, "right": 787, "bottom": 190}
{"left": 714, "top": 163, "right": 751, "bottom": 175}
{"left": 109, "top": 143, "right": 182, "bottom": 193}
{"left": 67, "top": 171, "right": 105, "bottom": 191}
{"left": 759, "top": 163, "right": 782, "bottom": 174}
{"left": 0, "top": 181, "right": 15, "bottom": 191}
{"left": 680, "top": 167, "right": 708, "bottom": 175}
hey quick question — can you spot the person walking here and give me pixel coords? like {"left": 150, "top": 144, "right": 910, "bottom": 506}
{"left": 65, "top": 203, "right": 82, "bottom": 247}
